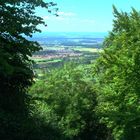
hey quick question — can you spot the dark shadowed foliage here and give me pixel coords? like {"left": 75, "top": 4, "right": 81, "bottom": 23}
{"left": 0, "top": 1, "right": 59, "bottom": 139}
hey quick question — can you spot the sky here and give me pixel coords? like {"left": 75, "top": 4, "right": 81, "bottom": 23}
{"left": 37, "top": 0, "right": 140, "bottom": 32}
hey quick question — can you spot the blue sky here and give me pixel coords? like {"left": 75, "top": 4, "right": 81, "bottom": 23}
{"left": 37, "top": 0, "right": 140, "bottom": 32}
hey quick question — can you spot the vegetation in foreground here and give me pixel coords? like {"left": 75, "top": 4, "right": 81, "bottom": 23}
{"left": 29, "top": 63, "right": 110, "bottom": 140}
{"left": 94, "top": 6, "right": 140, "bottom": 140}
{"left": 0, "top": 1, "right": 140, "bottom": 140}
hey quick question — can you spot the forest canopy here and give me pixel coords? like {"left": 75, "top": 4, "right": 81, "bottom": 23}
{"left": 0, "top": 1, "right": 140, "bottom": 140}
{"left": 94, "top": 6, "right": 140, "bottom": 140}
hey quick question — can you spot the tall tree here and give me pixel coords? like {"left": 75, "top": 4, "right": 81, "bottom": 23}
{"left": 0, "top": 0, "right": 57, "bottom": 110}
{"left": 94, "top": 6, "right": 140, "bottom": 140}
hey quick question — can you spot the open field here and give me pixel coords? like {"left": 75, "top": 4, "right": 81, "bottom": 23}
{"left": 32, "top": 35, "right": 103, "bottom": 77}
{"left": 32, "top": 45, "right": 100, "bottom": 77}
{"left": 72, "top": 47, "right": 102, "bottom": 53}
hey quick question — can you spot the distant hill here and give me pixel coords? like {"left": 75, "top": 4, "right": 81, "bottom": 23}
{"left": 32, "top": 32, "right": 108, "bottom": 38}
{"left": 29, "top": 32, "right": 107, "bottom": 47}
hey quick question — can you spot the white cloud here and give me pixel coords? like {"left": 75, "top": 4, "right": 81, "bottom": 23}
{"left": 42, "top": 16, "right": 50, "bottom": 20}
{"left": 42, "top": 13, "right": 95, "bottom": 26}
{"left": 42, "top": 11, "right": 76, "bottom": 21}
{"left": 43, "top": 15, "right": 67, "bottom": 21}
{"left": 55, "top": 16, "right": 66, "bottom": 21}
{"left": 57, "top": 11, "right": 76, "bottom": 17}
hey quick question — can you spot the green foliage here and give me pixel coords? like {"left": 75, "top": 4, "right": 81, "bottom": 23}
{"left": 2, "top": 1, "right": 140, "bottom": 139}
{"left": 0, "top": 1, "right": 58, "bottom": 139}
{"left": 0, "top": 0, "right": 57, "bottom": 107}
{"left": 0, "top": 97, "right": 63, "bottom": 140}
{"left": 94, "top": 6, "right": 140, "bottom": 140}
{"left": 29, "top": 63, "right": 109, "bottom": 140}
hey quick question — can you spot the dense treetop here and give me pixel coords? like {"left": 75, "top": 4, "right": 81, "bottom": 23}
{"left": 0, "top": 0, "right": 57, "bottom": 95}
{"left": 94, "top": 6, "right": 140, "bottom": 140}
